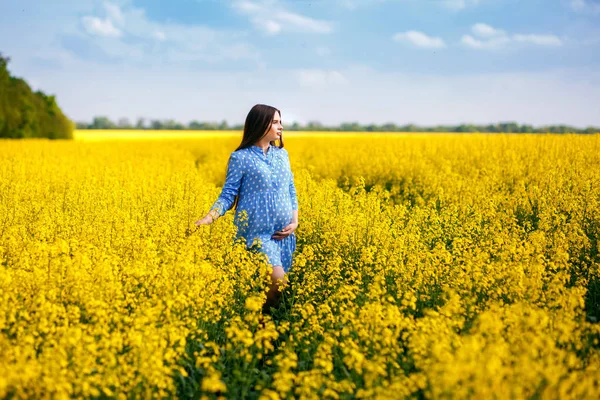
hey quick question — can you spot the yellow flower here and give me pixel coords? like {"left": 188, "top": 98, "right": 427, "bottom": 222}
{"left": 200, "top": 369, "right": 227, "bottom": 393}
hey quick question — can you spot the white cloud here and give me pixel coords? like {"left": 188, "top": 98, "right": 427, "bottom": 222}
{"left": 393, "top": 31, "right": 446, "bottom": 49}
{"left": 338, "top": 0, "right": 484, "bottom": 10}
{"left": 441, "top": 0, "right": 483, "bottom": 10}
{"left": 472, "top": 23, "right": 505, "bottom": 38}
{"left": 277, "top": 10, "right": 333, "bottom": 34}
{"left": 461, "top": 34, "right": 510, "bottom": 49}
{"left": 232, "top": 0, "right": 333, "bottom": 35}
{"left": 235, "top": 0, "right": 262, "bottom": 13}
{"left": 570, "top": 0, "right": 600, "bottom": 13}
{"left": 76, "top": 2, "right": 261, "bottom": 66}
{"left": 462, "top": 23, "right": 563, "bottom": 50}
{"left": 296, "top": 69, "right": 348, "bottom": 87}
{"left": 104, "top": 2, "right": 124, "bottom": 26}
{"left": 513, "top": 34, "right": 562, "bottom": 46}
{"left": 393, "top": 23, "right": 558, "bottom": 52}
{"left": 81, "top": 16, "right": 122, "bottom": 37}
{"left": 571, "top": 0, "right": 586, "bottom": 9}
{"left": 339, "top": 0, "right": 386, "bottom": 9}
{"left": 153, "top": 30, "right": 166, "bottom": 41}
{"left": 263, "top": 20, "right": 281, "bottom": 35}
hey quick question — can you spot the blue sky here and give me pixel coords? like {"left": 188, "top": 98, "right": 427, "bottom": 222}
{"left": 1, "top": 0, "right": 599, "bottom": 126}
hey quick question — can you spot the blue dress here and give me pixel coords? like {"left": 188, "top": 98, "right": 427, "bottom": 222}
{"left": 210, "top": 144, "right": 298, "bottom": 272}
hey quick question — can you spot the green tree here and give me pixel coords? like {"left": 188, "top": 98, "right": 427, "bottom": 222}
{"left": 90, "top": 116, "right": 116, "bottom": 129}
{"left": 0, "top": 53, "right": 73, "bottom": 139}
{"left": 117, "top": 117, "right": 132, "bottom": 129}
{"left": 188, "top": 121, "right": 202, "bottom": 130}
{"left": 163, "top": 119, "right": 184, "bottom": 130}
{"left": 150, "top": 120, "right": 163, "bottom": 130}
{"left": 381, "top": 123, "right": 397, "bottom": 132}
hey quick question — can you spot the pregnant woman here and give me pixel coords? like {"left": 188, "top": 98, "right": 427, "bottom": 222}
{"left": 195, "top": 104, "right": 299, "bottom": 313}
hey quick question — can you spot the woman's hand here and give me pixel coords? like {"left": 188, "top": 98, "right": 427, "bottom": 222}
{"left": 195, "top": 211, "right": 218, "bottom": 227}
{"left": 272, "top": 222, "right": 298, "bottom": 240}
{"left": 195, "top": 216, "right": 213, "bottom": 227}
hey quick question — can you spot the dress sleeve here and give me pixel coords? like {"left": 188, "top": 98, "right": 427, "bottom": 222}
{"left": 286, "top": 149, "right": 298, "bottom": 211}
{"left": 210, "top": 151, "right": 244, "bottom": 216}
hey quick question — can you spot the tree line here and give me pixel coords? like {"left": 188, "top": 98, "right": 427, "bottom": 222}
{"left": 0, "top": 54, "right": 73, "bottom": 139}
{"left": 78, "top": 116, "right": 599, "bottom": 134}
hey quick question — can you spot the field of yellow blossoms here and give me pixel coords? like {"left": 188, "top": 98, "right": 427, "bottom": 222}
{"left": 1, "top": 131, "right": 600, "bottom": 399}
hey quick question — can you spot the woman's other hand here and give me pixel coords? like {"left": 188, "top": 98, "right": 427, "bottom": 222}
{"left": 272, "top": 222, "right": 298, "bottom": 240}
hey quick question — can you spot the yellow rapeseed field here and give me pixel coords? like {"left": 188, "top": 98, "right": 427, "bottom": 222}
{"left": 1, "top": 131, "right": 600, "bottom": 399}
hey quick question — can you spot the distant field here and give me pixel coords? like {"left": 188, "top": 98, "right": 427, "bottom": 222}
{"left": 74, "top": 129, "right": 419, "bottom": 141}
{"left": 74, "top": 129, "right": 242, "bottom": 141}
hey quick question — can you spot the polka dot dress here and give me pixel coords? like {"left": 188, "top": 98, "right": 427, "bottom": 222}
{"left": 210, "top": 144, "right": 298, "bottom": 272}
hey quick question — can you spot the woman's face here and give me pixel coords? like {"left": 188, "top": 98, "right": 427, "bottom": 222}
{"left": 264, "top": 110, "right": 283, "bottom": 142}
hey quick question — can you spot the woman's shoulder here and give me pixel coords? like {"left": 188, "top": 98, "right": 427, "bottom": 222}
{"left": 230, "top": 149, "right": 247, "bottom": 163}
{"left": 232, "top": 147, "right": 251, "bottom": 154}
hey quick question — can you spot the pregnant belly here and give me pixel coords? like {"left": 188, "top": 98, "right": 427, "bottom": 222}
{"left": 235, "top": 193, "right": 293, "bottom": 235}
{"left": 272, "top": 204, "right": 293, "bottom": 231}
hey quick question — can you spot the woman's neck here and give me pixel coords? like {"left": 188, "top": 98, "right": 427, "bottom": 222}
{"left": 254, "top": 140, "right": 271, "bottom": 152}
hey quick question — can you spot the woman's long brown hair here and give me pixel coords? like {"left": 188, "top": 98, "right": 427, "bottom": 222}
{"left": 229, "top": 104, "right": 285, "bottom": 212}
